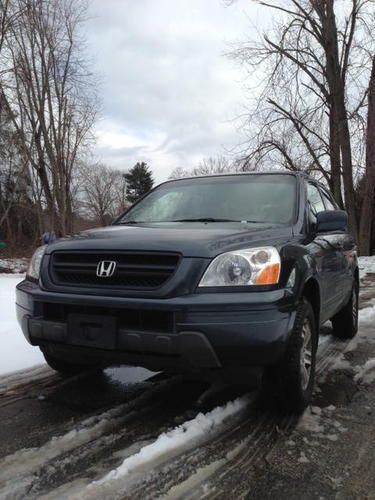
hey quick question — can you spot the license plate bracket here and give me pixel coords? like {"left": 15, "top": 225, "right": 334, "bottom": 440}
{"left": 67, "top": 314, "right": 116, "bottom": 349}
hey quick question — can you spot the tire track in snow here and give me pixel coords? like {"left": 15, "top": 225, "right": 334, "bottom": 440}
{"left": 42, "top": 335, "right": 340, "bottom": 500}
{"left": 0, "top": 366, "right": 61, "bottom": 408}
{"left": 3, "top": 280, "right": 374, "bottom": 499}
{"left": 44, "top": 394, "right": 253, "bottom": 500}
{"left": 120, "top": 335, "right": 351, "bottom": 500}
{"left": 0, "top": 335, "right": 351, "bottom": 500}
{"left": 0, "top": 375, "right": 183, "bottom": 499}
{"left": 31, "top": 378, "right": 211, "bottom": 498}
{"left": 154, "top": 291, "right": 375, "bottom": 500}
{"left": 6, "top": 333, "right": 344, "bottom": 500}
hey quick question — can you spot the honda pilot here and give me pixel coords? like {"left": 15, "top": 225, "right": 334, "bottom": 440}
{"left": 16, "top": 172, "right": 358, "bottom": 412}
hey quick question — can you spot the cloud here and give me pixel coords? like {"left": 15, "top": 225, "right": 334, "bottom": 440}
{"left": 85, "top": 0, "right": 264, "bottom": 183}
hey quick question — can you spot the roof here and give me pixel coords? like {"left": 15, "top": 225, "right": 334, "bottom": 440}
{"left": 162, "top": 170, "right": 312, "bottom": 185}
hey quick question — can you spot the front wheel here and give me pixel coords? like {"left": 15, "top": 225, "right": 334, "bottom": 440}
{"left": 42, "top": 352, "right": 102, "bottom": 377}
{"left": 263, "top": 298, "right": 318, "bottom": 413}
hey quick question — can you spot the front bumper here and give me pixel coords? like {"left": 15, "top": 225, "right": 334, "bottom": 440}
{"left": 16, "top": 280, "right": 297, "bottom": 372}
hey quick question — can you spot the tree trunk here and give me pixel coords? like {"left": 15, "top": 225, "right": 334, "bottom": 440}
{"left": 324, "top": 0, "right": 358, "bottom": 239}
{"left": 358, "top": 55, "right": 375, "bottom": 255}
{"left": 329, "top": 107, "right": 343, "bottom": 207}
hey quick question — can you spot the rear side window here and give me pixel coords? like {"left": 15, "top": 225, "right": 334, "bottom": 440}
{"left": 307, "top": 183, "right": 325, "bottom": 215}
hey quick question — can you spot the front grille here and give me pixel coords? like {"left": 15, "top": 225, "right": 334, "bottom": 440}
{"left": 49, "top": 251, "right": 180, "bottom": 290}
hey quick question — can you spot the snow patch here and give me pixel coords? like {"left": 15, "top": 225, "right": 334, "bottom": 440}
{"left": 88, "top": 395, "right": 250, "bottom": 489}
{"left": 0, "top": 377, "right": 175, "bottom": 496}
{"left": 331, "top": 355, "right": 352, "bottom": 372}
{"left": 358, "top": 256, "right": 375, "bottom": 279}
{"left": 298, "top": 408, "right": 325, "bottom": 433}
{"left": 297, "top": 452, "right": 310, "bottom": 464}
{"left": 324, "top": 433, "right": 339, "bottom": 442}
{"left": 0, "top": 258, "right": 28, "bottom": 274}
{"left": 318, "top": 354, "right": 353, "bottom": 385}
{"left": 354, "top": 358, "right": 375, "bottom": 385}
{"left": 0, "top": 275, "right": 45, "bottom": 376}
{"left": 325, "top": 405, "right": 336, "bottom": 412}
{"left": 345, "top": 305, "right": 375, "bottom": 353}
{"left": 359, "top": 305, "right": 375, "bottom": 328}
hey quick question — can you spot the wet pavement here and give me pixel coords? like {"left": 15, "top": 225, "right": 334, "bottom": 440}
{"left": 0, "top": 276, "right": 374, "bottom": 499}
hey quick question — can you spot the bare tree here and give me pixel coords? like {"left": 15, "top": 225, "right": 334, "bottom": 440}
{"left": 0, "top": 0, "right": 97, "bottom": 237}
{"left": 358, "top": 55, "right": 375, "bottom": 254}
{"left": 79, "top": 163, "right": 128, "bottom": 226}
{"left": 231, "top": 0, "right": 375, "bottom": 247}
{"left": 169, "top": 156, "right": 246, "bottom": 179}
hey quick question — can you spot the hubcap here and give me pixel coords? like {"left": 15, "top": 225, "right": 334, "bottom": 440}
{"left": 300, "top": 318, "right": 313, "bottom": 391}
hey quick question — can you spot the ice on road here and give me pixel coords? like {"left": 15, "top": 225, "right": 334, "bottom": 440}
{"left": 0, "top": 274, "right": 45, "bottom": 376}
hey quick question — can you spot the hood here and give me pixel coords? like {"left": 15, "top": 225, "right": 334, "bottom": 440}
{"left": 46, "top": 222, "right": 294, "bottom": 259}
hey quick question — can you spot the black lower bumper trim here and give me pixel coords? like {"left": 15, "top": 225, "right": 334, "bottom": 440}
{"left": 29, "top": 317, "right": 221, "bottom": 369}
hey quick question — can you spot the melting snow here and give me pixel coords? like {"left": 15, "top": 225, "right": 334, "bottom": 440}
{"left": 91, "top": 395, "right": 250, "bottom": 486}
{"left": 354, "top": 358, "right": 375, "bottom": 385}
{"left": 0, "top": 258, "right": 28, "bottom": 274}
{"left": 297, "top": 452, "right": 310, "bottom": 463}
{"left": 358, "top": 256, "right": 375, "bottom": 278}
{"left": 298, "top": 408, "right": 325, "bottom": 433}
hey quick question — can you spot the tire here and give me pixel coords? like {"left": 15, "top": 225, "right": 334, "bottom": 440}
{"left": 263, "top": 298, "right": 318, "bottom": 414}
{"left": 42, "top": 352, "right": 101, "bottom": 377}
{"left": 331, "top": 280, "right": 359, "bottom": 339}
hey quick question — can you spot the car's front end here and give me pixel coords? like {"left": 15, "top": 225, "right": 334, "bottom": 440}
{"left": 16, "top": 173, "right": 302, "bottom": 379}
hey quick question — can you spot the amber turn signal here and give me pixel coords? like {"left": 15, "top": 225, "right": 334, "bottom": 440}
{"left": 255, "top": 263, "right": 280, "bottom": 285}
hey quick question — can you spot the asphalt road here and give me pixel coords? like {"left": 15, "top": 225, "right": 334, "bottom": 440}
{"left": 0, "top": 275, "right": 374, "bottom": 500}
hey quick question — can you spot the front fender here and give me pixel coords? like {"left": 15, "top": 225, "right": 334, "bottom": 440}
{"left": 280, "top": 244, "right": 323, "bottom": 317}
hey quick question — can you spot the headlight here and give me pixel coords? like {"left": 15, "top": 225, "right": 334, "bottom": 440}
{"left": 199, "top": 247, "right": 281, "bottom": 287}
{"left": 27, "top": 246, "right": 46, "bottom": 280}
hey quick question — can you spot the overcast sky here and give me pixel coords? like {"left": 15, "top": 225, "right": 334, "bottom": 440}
{"left": 85, "top": 0, "right": 269, "bottom": 183}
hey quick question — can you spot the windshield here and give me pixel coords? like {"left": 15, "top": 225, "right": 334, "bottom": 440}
{"left": 118, "top": 174, "right": 297, "bottom": 225}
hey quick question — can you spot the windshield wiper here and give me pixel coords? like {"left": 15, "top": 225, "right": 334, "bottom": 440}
{"left": 169, "top": 218, "right": 265, "bottom": 223}
{"left": 118, "top": 218, "right": 264, "bottom": 224}
{"left": 118, "top": 220, "right": 144, "bottom": 225}
{"left": 170, "top": 218, "right": 240, "bottom": 223}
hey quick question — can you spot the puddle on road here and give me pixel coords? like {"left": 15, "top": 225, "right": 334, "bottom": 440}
{"left": 105, "top": 366, "right": 157, "bottom": 385}
{"left": 315, "top": 371, "right": 358, "bottom": 407}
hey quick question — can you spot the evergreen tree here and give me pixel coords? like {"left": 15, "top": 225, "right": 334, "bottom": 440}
{"left": 124, "top": 162, "right": 154, "bottom": 204}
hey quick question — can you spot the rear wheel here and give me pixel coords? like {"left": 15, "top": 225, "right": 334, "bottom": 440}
{"left": 42, "top": 352, "right": 102, "bottom": 377}
{"left": 263, "top": 298, "right": 318, "bottom": 413}
{"left": 331, "top": 281, "right": 359, "bottom": 339}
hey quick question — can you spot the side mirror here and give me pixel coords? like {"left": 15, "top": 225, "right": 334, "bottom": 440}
{"left": 316, "top": 210, "right": 348, "bottom": 233}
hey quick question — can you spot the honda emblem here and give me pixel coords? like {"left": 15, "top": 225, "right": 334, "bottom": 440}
{"left": 96, "top": 260, "right": 117, "bottom": 278}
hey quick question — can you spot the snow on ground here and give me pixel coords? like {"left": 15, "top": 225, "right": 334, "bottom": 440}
{"left": 0, "top": 258, "right": 29, "bottom": 274}
{"left": 0, "top": 387, "right": 250, "bottom": 499}
{"left": 354, "top": 359, "right": 375, "bottom": 385}
{"left": 64, "top": 394, "right": 251, "bottom": 499}
{"left": 0, "top": 378, "right": 176, "bottom": 495}
{"left": 358, "top": 256, "right": 375, "bottom": 279}
{"left": 0, "top": 274, "right": 45, "bottom": 376}
{"left": 94, "top": 395, "right": 250, "bottom": 485}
